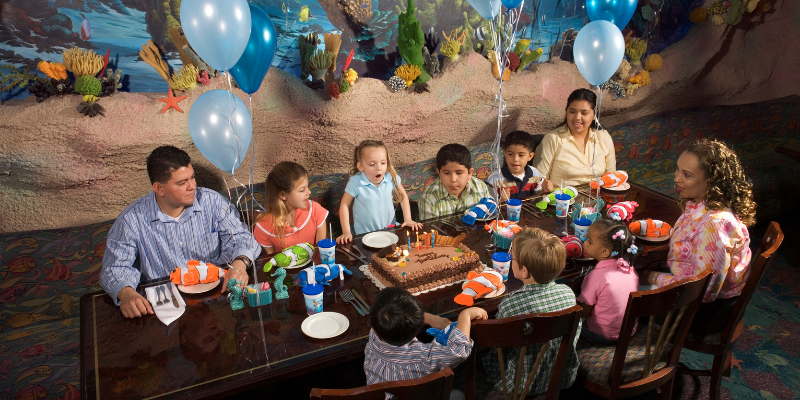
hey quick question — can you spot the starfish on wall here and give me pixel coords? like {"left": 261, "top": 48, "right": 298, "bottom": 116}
{"left": 157, "top": 89, "right": 188, "bottom": 113}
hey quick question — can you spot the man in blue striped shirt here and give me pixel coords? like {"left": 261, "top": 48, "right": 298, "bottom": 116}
{"left": 100, "top": 146, "right": 260, "bottom": 318}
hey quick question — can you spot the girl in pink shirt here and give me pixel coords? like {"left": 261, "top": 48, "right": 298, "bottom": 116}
{"left": 254, "top": 162, "right": 328, "bottom": 253}
{"left": 577, "top": 219, "right": 640, "bottom": 343}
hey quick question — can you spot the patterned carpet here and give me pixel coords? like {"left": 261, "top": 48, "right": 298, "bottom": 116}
{"left": 1, "top": 98, "right": 799, "bottom": 400}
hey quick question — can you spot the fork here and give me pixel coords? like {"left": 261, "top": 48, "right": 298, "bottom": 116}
{"left": 161, "top": 285, "right": 170, "bottom": 304}
{"left": 341, "top": 289, "right": 367, "bottom": 316}
{"left": 155, "top": 286, "right": 163, "bottom": 306}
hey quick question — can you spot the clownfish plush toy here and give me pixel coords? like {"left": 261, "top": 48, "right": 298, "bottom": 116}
{"left": 590, "top": 171, "right": 629, "bottom": 189}
{"left": 562, "top": 235, "right": 585, "bottom": 258}
{"left": 607, "top": 201, "right": 639, "bottom": 221}
{"left": 454, "top": 270, "right": 505, "bottom": 306}
{"left": 263, "top": 243, "right": 315, "bottom": 272}
{"left": 463, "top": 197, "right": 498, "bottom": 225}
{"left": 629, "top": 219, "right": 672, "bottom": 238}
{"left": 170, "top": 260, "right": 226, "bottom": 286}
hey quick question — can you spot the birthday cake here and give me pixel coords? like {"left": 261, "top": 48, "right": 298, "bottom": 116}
{"left": 368, "top": 230, "right": 483, "bottom": 294}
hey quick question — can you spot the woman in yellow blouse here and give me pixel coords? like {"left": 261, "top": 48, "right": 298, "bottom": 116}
{"left": 532, "top": 89, "right": 616, "bottom": 186}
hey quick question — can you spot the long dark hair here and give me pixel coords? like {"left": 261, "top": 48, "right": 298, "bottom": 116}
{"left": 557, "top": 88, "right": 599, "bottom": 130}
{"left": 591, "top": 219, "right": 636, "bottom": 264}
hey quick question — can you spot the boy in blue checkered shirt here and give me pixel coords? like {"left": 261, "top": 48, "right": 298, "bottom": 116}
{"left": 483, "top": 227, "right": 581, "bottom": 396}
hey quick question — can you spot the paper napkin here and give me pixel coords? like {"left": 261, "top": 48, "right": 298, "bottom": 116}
{"left": 145, "top": 282, "right": 186, "bottom": 325}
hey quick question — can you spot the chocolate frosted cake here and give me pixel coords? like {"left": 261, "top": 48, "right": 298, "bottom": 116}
{"left": 368, "top": 231, "right": 483, "bottom": 294}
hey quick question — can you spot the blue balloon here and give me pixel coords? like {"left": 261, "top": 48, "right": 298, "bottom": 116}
{"left": 573, "top": 20, "right": 625, "bottom": 86}
{"left": 501, "top": 0, "right": 523, "bottom": 10}
{"left": 586, "top": 0, "right": 638, "bottom": 31}
{"left": 189, "top": 90, "right": 253, "bottom": 174}
{"left": 229, "top": 5, "right": 277, "bottom": 94}
{"left": 180, "top": 0, "right": 251, "bottom": 72}
{"left": 465, "top": 0, "right": 502, "bottom": 19}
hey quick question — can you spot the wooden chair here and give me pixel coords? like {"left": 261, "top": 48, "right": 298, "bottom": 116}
{"left": 309, "top": 367, "right": 454, "bottom": 400}
{"left": 680, "top": 221, "right": 784, "bottom": 400}
{"left": 465, "top": 305, "right": 583, "bottom": 400}
{"left": 575, "top": 268, "right": 713, "bottom": 400}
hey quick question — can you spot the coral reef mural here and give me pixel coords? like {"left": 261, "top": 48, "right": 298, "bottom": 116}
{"left": 1, "top": 0, "right": 706, "bottom": 101}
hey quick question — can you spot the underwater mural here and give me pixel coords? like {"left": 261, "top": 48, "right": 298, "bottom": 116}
{"left": 0, "top": 0, "right": 699, "bottom": 101}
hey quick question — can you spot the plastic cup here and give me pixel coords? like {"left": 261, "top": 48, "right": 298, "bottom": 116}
{"left": 318, "top": 239, "right": 336, "bottom": 265}
{"left": 555, "top": 193, "right": 572, "bottom": 217}
{"left": 506, "top": 199, "right": 522, "bottom": 222}
{"left": 302, "top": 284, "right": 324, "bottom": 315}
{"left": 573, "top": 217, "right": 592, "bottom": 242}
{"left": 491, "top": 252, "right": 512, "bottom": 281}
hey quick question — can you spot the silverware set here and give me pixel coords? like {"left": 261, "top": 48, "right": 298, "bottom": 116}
{"left": 155, "top": 284, "right": 179, "bottom": 308}
{"left": 521, "top": 202, "right": 543, "bottom": 219}
{"left": 341, "top": 288, "right": 369, "bottom": 316}
{"left": 339, "top": 246, "right": 368, "bottom": 265}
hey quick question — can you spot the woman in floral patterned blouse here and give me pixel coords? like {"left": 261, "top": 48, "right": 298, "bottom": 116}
{"left": 641, "top": 139, "right": 756, "bottom": 336}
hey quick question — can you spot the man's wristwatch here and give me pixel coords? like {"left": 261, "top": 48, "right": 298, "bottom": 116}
{"left": 233, "top": 255, "right": 253, "bottom": 270}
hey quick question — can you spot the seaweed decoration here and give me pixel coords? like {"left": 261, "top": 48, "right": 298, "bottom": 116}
{"left": 0, "top": 65, "right": 40, "bottom": 93}
{"left": 100, "top": 68, "right": 122, "bottom": 97}
{"left": 323, "top": 32, "right": 341, "bottom": 84}
{"left": 397, "top": 0, "right": 430, "bottom": 83}
{"left": 169, "top": 64, "right": 199, "bottom": 91}
{"left": 76, "top": 100, "right": 105, "bottom": 117}
{"left": 62, "top": 47, "right": 104, "bottom": 78}
{"left": 139, "top": 40, "right": 171, "bottom": 83}
{"left": 342, "top": 49, "right": 354, "bottom": 73}
{"left": 298, "top": 33, "right": 320, "bottom": 81}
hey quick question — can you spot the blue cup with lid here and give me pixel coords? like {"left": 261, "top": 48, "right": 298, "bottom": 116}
{"left": 506, "top": 199, "right": 522, "bottom": 222}
{"left": 302, "top": 284, "right": 324, "bottom": 315}
{"left": 491, "top": 252, "right": 512, "bottom": 281}
{"left": 318, "top": 239, "right": 336, "bottom": 265}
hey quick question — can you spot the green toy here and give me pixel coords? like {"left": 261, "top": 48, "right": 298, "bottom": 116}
{"left": 227, "top": 278, "right": 244, "bottom": 310}
{"left": 397, "top": 0, "right": 430, "bottom": 83}
{"left": 263, "top": 242, "right": 315, "bottom": 272}
{"left": 271, "top": 268, "right": 289, "bottom": 300}
{"left": 536, "top": 187, "right": 579, "bottom": 210}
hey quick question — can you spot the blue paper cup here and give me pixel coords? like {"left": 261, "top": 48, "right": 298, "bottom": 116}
{"left": 491, "top": 252, "right": 512, "bottom": 281}
{"left": 506, "top": 199, "right": 522, "bottom": 222}
{"left": 573, "top": 217, "right": 592, "bottom": 242}
{"left": 318, "top": 239, "right": 336, "bottom": 265}
{"left": 555, "top": 193, "right": 572, "bottom": 217}
{"left": 302, "top": 284, "right": 324, "bottom": 315}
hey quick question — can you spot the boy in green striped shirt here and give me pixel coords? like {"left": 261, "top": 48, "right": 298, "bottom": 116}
{"left": 419, "top": 144, "right": 491, "bottom": 220}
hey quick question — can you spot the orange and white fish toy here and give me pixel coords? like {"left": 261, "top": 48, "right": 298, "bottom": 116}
{"left": 629, "top": 219, "right": 672, "bottom": 238}
{"left": 170, "top": 260, "right": 226, "bottom": 286}
{"left": 590, "top": 171, "right": 629, "bottom": 189}
{"left": 607, "top": 201, "right": 639, "bottom": 221}
{"left": 484, "top": 220, "right": 522, "bottom": 235}
{"left": 562, "top": 235, "right": 585, "bottom": 258}
{"left": 454, "top": 270, "right": 505, "bottom": 306}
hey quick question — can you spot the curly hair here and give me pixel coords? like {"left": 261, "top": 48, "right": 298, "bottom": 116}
{"left": 682, "top": 139, "right": 756, "bottom": 226}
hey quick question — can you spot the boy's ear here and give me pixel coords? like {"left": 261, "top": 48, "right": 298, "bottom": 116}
{"left": 468, "top": 167, "right": 475, "bottom": 176}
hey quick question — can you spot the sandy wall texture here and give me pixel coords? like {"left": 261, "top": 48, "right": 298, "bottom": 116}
{"left": 1, "top": 0, "right": 798, "bottom": 233}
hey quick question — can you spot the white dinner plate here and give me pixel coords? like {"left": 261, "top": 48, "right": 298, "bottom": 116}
{"left": 177, "top": 279, "right": 220, "bottom": 294}
{"left": 283, "top": 257, "right": 312, "bottom": 270}
{"left": 362, "top": 231, "right": 399, "bottom": 248}
{"left": 635, "top": 233, "right": 671, "bottom": 243}
{"left": 602, "top": 182, "right": 631, "bottom": 192}
{"left": 461, "top": 281, "right": 506, "bottom": 298}
{"left": 301, "top": 312, "right": 350, "bottom": 339}
{"left": 574, "top": 256, "right": 595, "bottom": 261}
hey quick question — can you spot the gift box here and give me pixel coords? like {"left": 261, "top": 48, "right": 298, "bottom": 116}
{"left": 246, "top": 284, "right": 272, "bottom": 307}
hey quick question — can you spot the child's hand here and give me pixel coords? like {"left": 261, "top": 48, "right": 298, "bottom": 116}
{"left": 541, "top": 179, "right": 555, "bottom": 193}
{"left": 460, "top": 307, "right": 488, "bottom": 321}
{"left": 401, "top": 220, "right": 423, "bottom": 231}
{"left": 424, "top": 312, "right": 452, "bottom": 330}
{"left": 336, "top": 233, "right": 352, "bottom": 244}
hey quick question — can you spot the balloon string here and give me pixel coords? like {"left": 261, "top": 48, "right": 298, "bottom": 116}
{"left": 226, "top": 74, "right": 244, "bottom": 177}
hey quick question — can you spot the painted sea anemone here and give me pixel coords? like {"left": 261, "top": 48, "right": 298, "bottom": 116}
{"left": 62, "top": 47, "right": 104, "bottom": 78}
{"left": 395, "top": 64, "right": 421, "bottom": 86}
{"left": 625, "top": 38, "right": 647, "bottom": 65}
{"left": 440, "top": 39, "right": 461, "bottom": 61}
{"left": 169, "top": 64, "right": 199, "bottom": 91}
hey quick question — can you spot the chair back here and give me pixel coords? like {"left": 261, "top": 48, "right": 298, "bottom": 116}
{"left": 465, "top": 305, "right": 583, "bottom": 400}
{"left": 309, "top": 368, "right": 454, "bottom": 400}
{"left": 605, "top": 268, "right": 713, "bottom": 389}
{"left": 720, "top": 221, "right": 783, "bottom": 344}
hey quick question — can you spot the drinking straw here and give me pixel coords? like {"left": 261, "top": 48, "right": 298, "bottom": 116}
{"left": 329, "top": 223, "right": 333, "bottom": 240}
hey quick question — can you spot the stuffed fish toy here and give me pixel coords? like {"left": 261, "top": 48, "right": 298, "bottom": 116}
{"left": 629, "top": 219, "right": 672, "bottom": 237}
{"left": 607, "top": 201, "right": 639, "bottom": 221}
{"left": 454, "top": 270, "right": 505, "bottom": 306}
{"left": 590, "top": 171, "right": 629, "bottom": 189}
{"left": 484, "top": 220, "right": 522, "bottom": 235}
{"left": 170, "top": 260, "right": 226, "bottom": 286}
{"left": 426, "top": 321, "right": 458, "bottom": 346}
{"left": 295, "top": 264, "right": 353, "bottom": 287}
{"left": 562, "top": 235, "right": 585, "bottom": 258}
{"left": 263, "top": 243, "right": 315, "bottom": 272}
{"left": 462, "top": 197, "right": 498, "bottom": 225}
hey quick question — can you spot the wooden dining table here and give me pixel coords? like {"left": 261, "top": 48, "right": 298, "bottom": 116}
{"left": 80, "top": 183, "right": 681, "bottom": 400}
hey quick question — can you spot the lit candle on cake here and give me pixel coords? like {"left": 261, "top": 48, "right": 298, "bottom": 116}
{"left": 431, "top": 230, "right": 435, "bottom": 248}
{"left": 416, "top": 231, "right": 420, "bottom": 251}
{"left": 407, "top": 231, "right": 411, "bottom": 253}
